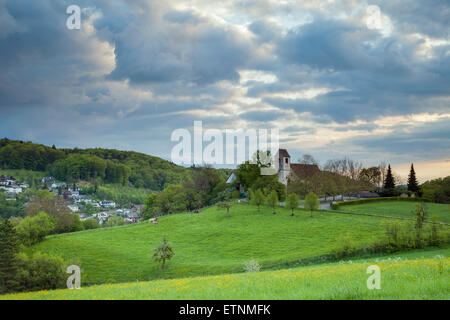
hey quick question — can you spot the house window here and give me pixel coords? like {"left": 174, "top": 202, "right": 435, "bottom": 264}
{"left": 285, "top": 158, "right": 288, "bottom": 164}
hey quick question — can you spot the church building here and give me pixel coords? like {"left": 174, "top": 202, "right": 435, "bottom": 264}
{"left": 275, "top": 149, "right": 320, "bottom": 185}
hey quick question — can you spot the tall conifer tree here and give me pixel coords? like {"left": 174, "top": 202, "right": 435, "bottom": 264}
{"left": 0, "top": 219, "right": 20, "bottom": 293}
{"left": 384, "top": 164, "right": 395, "bottom": 189}
{"left": 407, "top": 164, "right": 419, "bottom": 193}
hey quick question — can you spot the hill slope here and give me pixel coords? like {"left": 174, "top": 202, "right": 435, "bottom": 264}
{"left": 338, "top": 201, "right": 450, "bottom": 223}
{"left": 30, "top": 204, "right": 410, "bottom": 285}
{"left": 3, "top": 250, "right": 449, "bottom": 300}
{"left": 0, "top": 138, "right": 194, "bottom": 190}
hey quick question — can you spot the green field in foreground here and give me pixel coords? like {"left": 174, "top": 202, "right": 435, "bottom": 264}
{"left": 29, "top": 204, "right": 400, "bottom": 285}
{"left": 3, "top": 249, "right": 449, "bottom": 300}
{"left": 337, "top": 201, "right": 450, "bottom": 223}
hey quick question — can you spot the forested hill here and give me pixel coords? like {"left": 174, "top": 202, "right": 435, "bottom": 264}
{"left": 0, "top": 138, "right": 198, "bottom": 190}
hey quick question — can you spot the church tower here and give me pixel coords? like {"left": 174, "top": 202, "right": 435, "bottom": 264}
{"left": 276, "top": 149, "right": 291, "bottom": 185}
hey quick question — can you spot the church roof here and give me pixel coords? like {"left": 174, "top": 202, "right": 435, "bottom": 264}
{"left": 278, "top": 149, "right": 290, "bottom": 158}
{"left": 290, "top": 163, "right": 320, "bottom": 180}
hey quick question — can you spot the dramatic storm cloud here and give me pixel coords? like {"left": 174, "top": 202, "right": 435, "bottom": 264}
{"left": 0, "top": 0, "right": 449, "bottom": 180}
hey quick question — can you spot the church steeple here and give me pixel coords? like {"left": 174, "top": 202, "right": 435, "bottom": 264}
{"left": 276, "top": 149, "right": 291, "bottom": 185}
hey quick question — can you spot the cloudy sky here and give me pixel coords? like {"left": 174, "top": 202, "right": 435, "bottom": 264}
{"left": 0, "top": 0, "right": 449, "bottom": 182}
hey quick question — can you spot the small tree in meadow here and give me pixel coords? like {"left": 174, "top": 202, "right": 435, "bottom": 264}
{"left": 251, "top": 189, "right": 265, "bottom": 212}
{"left": 267, "top": 191, "right": 279, "bottom": 214}
{"left": 153, "top": 236, "right": 175, "bottom": 270}
{"left": 217, "top": 201, "right": 233, "bottom": 217}
{"left": 304, "top": 192, "right": 319, "bottom": 217}
{"left": 286, "top": 193, "right": 300, "bottom": 216}
{"left": 413, "top": 203, "right": 427, "bottom": 248}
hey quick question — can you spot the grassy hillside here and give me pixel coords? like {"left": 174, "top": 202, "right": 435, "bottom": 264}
{"left": 337, "top": 201, "right": 450, "bottom": 223}
{"left": 0, "top": 169, "right": 46, "bottom": 182}
{"left": 3, "top": 249, "right": 448, "bottom": 300}
{"left": 28, "top": 203, "right": 414, "bottom": 285}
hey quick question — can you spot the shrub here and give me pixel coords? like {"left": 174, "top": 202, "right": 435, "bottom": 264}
{"left": 426, "top": 219, "right": 449, "bottom": 247}
{"left": 243, "top": 259, "right": 261, "bottom": 273}
{"left": 15, "top": 252, "right": 67, "bottom": 292}
{"left": 103, "top": 215, "right": 125, "bottom": 228}
{"left": 15, "top": 212, "right": 55, "bottom": 246}
{"left": 331, "top": 235, "right": 358, "bottom": 260}
{"left": 231, "top": 190, "right": 241, "bottom": 199}
{"left": 379, "top": 221, "right": 415, "bottom": 252}
{"left": 82, "top": 219, "right": 100, "bottom": 230}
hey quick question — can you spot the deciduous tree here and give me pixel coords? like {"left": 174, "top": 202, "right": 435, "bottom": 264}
{"left": 286, "top": 193, "right": 300, "bottom": 216}
{"left": 251, "top": 189, "right": 265, "bottom": 212}
{"left": 267, "top": 191, "right": 279, "bottom": 214}
{"left": 217, "top": 201, "right": 233, "bottom": 217}
{"left": 153, "top": 236, "right": 174, "bottom": 270}
{"left": 304, "top": 192, "right": 319, "bottom": 217}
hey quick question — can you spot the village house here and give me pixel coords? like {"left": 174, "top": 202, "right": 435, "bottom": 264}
{"left": 52, "top": 182, "right": 67, "bottom": 189}
{"left": 125, "top": 212, "right": 140, "bottom": 223}
{"left": 63, "top": 190, "right": 73, "bottom": 201}
{"left": 100, "top": 200, "right": 116, "bottom": 208}
{"left": 132, "top": 204, "right": 143, "bottom": 213}
{"left": 72, "top": 194, "right": 92, "bottom": 204}
{"left": 0, "top": 175, "right": 16, "bottom": 186}
{"left": 41, "top": 176, "right": 55, "bottom": 184}
{"left": 1, "top": 185, "right": 23, "bottom": 195}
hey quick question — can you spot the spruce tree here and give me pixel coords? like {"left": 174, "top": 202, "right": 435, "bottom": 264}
{"left": 0, "top": 219, "right": 20, "bottom": 293}
{"left": 407, "top": 164, "right": 419, "bottom": 193}
{"left": 383, "top": 164, "right": 395, "bottom": 189}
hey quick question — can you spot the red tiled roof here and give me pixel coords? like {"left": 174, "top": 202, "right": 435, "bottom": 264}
{"left": 290, "top": 163, "right": 320, "bottom": 179}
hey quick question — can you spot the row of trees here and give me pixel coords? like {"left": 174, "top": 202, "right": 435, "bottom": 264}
{"left": 293, "top": 154, "right": 425, "bottom": 199}
{"left": 248, "top": 189, "right": 319, "bottom": 217}
{"left": 381, "top": 163, "right": 420, "bottom": 196}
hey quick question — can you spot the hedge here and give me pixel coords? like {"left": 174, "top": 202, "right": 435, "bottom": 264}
{"left": 331, "top": 197, "right": 431, "bottom": 210}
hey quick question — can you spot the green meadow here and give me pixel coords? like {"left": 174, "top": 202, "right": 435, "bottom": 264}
{"left": 29, "top": 204, "right": 397, "bottom": 285}
{"left": 337, "top": 200, "right": 450, "bottom": 223}
{"left": 3, "top": 249, "right": 449, "bottom": 300}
